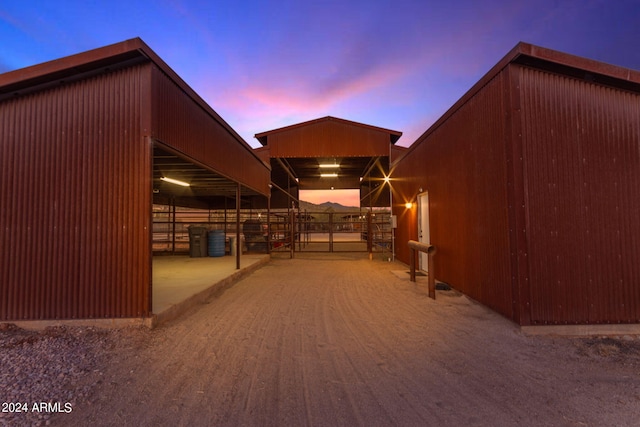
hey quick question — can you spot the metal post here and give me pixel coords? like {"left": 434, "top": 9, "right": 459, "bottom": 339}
{"left": 290, "top": 206, "right": 295, "bottom": 259}
{"left": 171, "top": 197, "right": 176, "bottom": 255}
{"left": 236, "top": 183, "right": 241, "bottom": 270}
{"left": 367, "top": 211, "right": 373, "bottom": 260}
{"left": 329, "top": 212, "right": 334, "bottom": 252}
{"left": 267, "top": 196, "right": 271, "bottom": 254}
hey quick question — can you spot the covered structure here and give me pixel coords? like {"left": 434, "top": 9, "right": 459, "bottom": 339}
{"left": 254, "top": 116, "right": 403, "bottom": 209}
{"left": 254, "top": 117, "right": 404, "bottom": 256}
{"left": 0, "top": 38, "right": 270, "bottom": 322}
{"left": 391, "top": 42, "right": 640, "bottom": 328}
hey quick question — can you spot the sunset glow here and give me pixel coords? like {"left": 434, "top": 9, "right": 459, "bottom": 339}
{"left": 1, "top": 1, "right": 638, "bottom": 150}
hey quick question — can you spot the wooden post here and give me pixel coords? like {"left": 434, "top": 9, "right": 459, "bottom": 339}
{"left": 409, "top": 247, "right": 416, "bottom": 282}
{"left": 408, "top": 240, "right": 436, "bottom": 299}
{"left": 427, "top": 248, "right": 436, "bottom": 300}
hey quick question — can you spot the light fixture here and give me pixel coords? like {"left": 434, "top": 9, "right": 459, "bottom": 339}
{"left": 160, "top": 176, "right": 190, "bottom": 187}
{"left": 405, "top": 202, "right": 414, "bottom": 209}
{"left": 321, "top": 173, "right": 338, "bottom": 178}
{"left": 319, "top": 163, "right": 340, "bottom": 168}
{"left": 384, "top": 176, "right": 390, "bottom": 184}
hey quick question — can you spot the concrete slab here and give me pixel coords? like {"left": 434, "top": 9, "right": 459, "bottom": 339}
{"left": 151, "top": 254, "right": 269, "bottom": 327}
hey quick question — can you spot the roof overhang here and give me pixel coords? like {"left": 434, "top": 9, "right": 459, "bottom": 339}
{"left": 395, "top": 41, "right": 640, "bottom": 163}
{"left": 255, "top": 116, "right": 402, "bottom": 146}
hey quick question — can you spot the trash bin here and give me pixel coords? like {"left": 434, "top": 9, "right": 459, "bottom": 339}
{"left": 188, "top": 226, "right": 208, "bottom": 257}
{"left": 208, "top": 230, "right": 225, "bottom": 257}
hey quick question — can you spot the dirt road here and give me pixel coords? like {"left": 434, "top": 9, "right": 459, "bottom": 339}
{"left": 45, "top": 253, "right": 640, "bottom": 426}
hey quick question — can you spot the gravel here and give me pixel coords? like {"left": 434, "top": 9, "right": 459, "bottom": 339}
{"left": 0, "top": 323, "right": 123, "bottom": 427}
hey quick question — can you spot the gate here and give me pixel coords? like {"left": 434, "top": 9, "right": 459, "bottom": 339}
{"left": 268, "top": 209, "right": 393, "bottom": 256}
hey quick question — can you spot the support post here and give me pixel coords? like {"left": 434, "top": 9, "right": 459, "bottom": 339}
{"left": 290, "top": 205, "right": 295, "bottom": 259}
{"left": 236, "top": 184, "right": 241, "bottom": 270}
{"left": 367, "top": 211, "right": 373, "bottom": 260}
{"left": 267, "top": 196, "right": 271, "bottom": 254}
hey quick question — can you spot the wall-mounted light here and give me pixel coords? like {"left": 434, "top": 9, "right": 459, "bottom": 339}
{"left": 384, "top": 176, "right": 390, "bottom": 184}
{"left": 321, "top": 173, "right": 338, "bottom": 178}
{"left": 405, "top": 202, "right": 414, "bottom": 209}
{"left": 160, "top": 176, "right": 190, "bottom": 187}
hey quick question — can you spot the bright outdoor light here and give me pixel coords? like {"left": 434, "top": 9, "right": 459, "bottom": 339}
{"left": 160, "top": 176, "right": 190, "bottom": 187}
{"left": 320, "top": 173, "right": 338, "bottom": 178}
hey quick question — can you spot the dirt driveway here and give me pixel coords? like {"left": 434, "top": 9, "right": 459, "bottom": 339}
{"left": 31, "top": 254, "right": 640, "bottom": 425}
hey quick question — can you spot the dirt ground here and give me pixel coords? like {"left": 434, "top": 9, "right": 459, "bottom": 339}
{"left": 36, "top": 253, "right": 640, "bottom": 425}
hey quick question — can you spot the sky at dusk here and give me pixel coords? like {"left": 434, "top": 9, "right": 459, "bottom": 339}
{"left": 2, "top": 0, "right": 640, "bottom": 206}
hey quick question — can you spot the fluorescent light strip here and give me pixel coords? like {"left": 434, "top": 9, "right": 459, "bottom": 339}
{"left": 320, "top": 173, "right": 338, "bottom": 178}
{"left": 319, "top": 164, "right": 340, "bottom": 168}
{"left": 161, "top": 176, "right": 190, "bottom": 187}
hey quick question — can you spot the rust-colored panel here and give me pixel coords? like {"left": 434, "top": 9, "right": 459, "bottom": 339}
{"left": 392, "top": 70, "right": 514, "bottom": 321}
{"left": 519, "top": 65, "right": 640, "bottom": 324}
{"left": 267, "top": 118, "right": 391, "bottom": 158}
{"left": 150, "top": 67, "right": 270, "bottom": 195}
{"left": 0, "top": 65, "right": 151, "bottom": 320}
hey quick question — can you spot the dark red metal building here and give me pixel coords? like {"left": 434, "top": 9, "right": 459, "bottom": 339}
{"left": 3, "top": 38, "right": 640, "bottom": 328}
{"left": 0, "top": 38, "right": 270, "bottom": 321}
{"left": 392, "top": 42, "right": 640, "bottom": 326}
{"left": 254, "top": 116, "right": 402, "bottom": 208}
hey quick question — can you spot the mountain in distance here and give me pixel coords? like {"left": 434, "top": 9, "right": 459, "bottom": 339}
{"left": 298, "top": 200, "right": 359, "bottom": 212}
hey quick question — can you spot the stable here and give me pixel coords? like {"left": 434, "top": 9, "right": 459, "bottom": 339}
{"left": 0, "top": 38, "right": 270, "bottom": 324}
{"left": 254, "top": 116, "right": 404, "bottom": 255}
{"left": 391, "top": 42, "right": 640, "bottom": 330}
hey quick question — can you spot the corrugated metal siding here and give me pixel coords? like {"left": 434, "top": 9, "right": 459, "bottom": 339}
{"left": 0, "top": 65, "right": 151, "bottom": 320}
{"left": 150, "top": 67, "right": 270, "bottom": 195}
{"left": 519, "top": 66, "right": 640, "bottom": 324}
{"left": 268, "top": 119, "right": 390, "bottom": 157}
{"left": 392, "top": 70, "right": 514, "bottom": 320}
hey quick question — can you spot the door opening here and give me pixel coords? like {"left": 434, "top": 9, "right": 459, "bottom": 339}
{"left": 417, "top": 192, "right": 430, "bottom": 272}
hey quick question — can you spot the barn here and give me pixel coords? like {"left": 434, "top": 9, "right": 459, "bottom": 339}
{"left": 3, "top": 38, "right": 640, "bottom": 332}
{"left": 0, "top": 38, "right": 270, "bottom": 324}
{"left": 391, "top": 42, "right": 640, "bottom": 330}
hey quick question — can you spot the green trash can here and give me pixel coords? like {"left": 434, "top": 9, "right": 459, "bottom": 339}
{"left": 188, "top": 226, "right": 208, "bottom": 257}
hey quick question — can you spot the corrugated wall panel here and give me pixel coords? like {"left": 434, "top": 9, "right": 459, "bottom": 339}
{"left": 520, "top": 66, "right": 640, "bottom": 324}
{"left": 268, "top": 119, "right": 390, "bottom": 158}
{"left": 150, "top": 67, "right": 270, "bottom": 195}
{"left": 392, "top": 70, "right": 514, "bottom": 320}
{"left": 0, "top": 65, "right": 151, "bottom": 320}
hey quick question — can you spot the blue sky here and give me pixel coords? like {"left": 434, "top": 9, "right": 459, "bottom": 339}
{"left": 2, "top": 0, "right": 639, "bottom": 152}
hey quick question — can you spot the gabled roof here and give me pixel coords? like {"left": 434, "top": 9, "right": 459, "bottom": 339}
{"left": 254, "top": 116, "right": 402, "bottom": 146}
{"left": 395, "top": 41, "right": 640, "bottom": 159}
{"left": 0, "top": 38, "right": 149, "bottom": 98}
{"left": 0, "top": 37, "right": 255, "bottom": 153}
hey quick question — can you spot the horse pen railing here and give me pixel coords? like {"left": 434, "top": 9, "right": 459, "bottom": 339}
{"left": 408, "top": 240, "right": 437, "bottom": 299}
